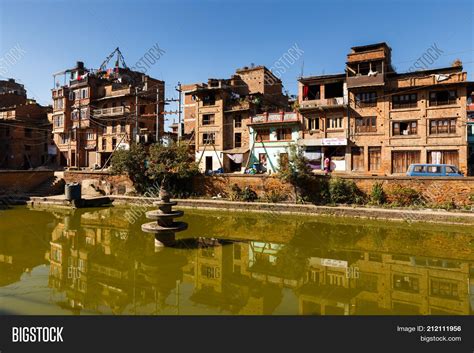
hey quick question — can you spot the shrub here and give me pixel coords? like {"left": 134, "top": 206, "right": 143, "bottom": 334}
{"left": 228, "top": 184, "right": 258, "bottom": 202}
{"left": 278, "top": 144, "right": 314, "bottom": 202}
{"left": 329, "top": 177, "right": 364, "bottom": 204}
{"left": 389, "top": 186, "right": 422, "bottom": 206}
{"left": 241, "top": 186, "right": 258, "bottom": 202}
{"left": 370, "top": 182, "right": 386, "bottom": 205}
{"left": 263, "top": 189, "right": 288, "bottom": 203}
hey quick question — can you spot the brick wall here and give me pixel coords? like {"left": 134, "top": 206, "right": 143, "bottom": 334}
{"left": 0, "top": 170, "right": 54, "bottom": 194}
{"left": 193, "top": 174, "right": 474, "bottom": 206}
{"left": 63, "top": 171, "right": 135, "bottom": 196}
{"left": 62, "top": 171, "right": 474, "bottom": 206}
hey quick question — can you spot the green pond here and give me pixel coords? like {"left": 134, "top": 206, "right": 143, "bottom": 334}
{"left": 0, "top": 205, "right": 473, "bottom": 315}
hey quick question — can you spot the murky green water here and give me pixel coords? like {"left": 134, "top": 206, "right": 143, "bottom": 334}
{"left": 0, "top": 205, "right": 473, "bottom": 315}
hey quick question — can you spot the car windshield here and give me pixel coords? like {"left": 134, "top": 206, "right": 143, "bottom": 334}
{"left": 446, "top": 166, "right": 459, "bottom": 174}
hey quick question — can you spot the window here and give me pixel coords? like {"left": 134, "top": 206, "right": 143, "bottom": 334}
{"left": 53, "top": 115, "right": 64, "bottom": 128}
{"left": 428, "top": 150, "right": 459, "bottom": 166}
{"left": 202, "top": 114, "right": 215, "bottom": 125}
{"left": 306, "top": 117, "right": 320, "bottom": 130}
{"left": 120, "top": 122, "right": 126, "bottom": 133}
{"left": 60, "top": 133, "right": 69, "bottom": 144}
{"left": 325, "top": 82, "right": 344, "bottom": 98}
{"left": 112, "top": 138, "right": 117, "bottom": 149}
{"left": 393, "top": 121, "right": 417, "bottom": 136}
{"left": 368, "top": 147, "right": 381, "bottom": 171}
{"left": 429, "top": 119, "right": 456, "bottom": 134}
{"left": 356, "top": 92, "right": 377, "bottom": 107}
{"left": 234, "top": 132, "right": 242, "bottom": 148}
{"left": 111, "top": 124, "right": 116, "bottom": 133}
{"left": 351, "top": 147, "right": 364, "bottom": 171}
{"left": 71, "top": 110, "right": 79, "bottom": 121}
{"left": 303, "top": 84, "right": 320, "bottom": 100}
{"left": 202, "top": 93, "right": 215, "bottom": 106}
{"left": 202, "top": 132, "right": 216, "bottom": 144}
{"left": 86, "top": 130, "right": 95, "bottom": 140}
{"left": 429, "top": 90, "right": 457, "bottom": 106}
{"left": 431, "top": 280, "right": 458, "bottom": 298}
{"left": 355, "top": 116, "right": 377, "bottom": 133}
{"left": 234, "top": 115, "right": 242, "bottom": 128}
{"left": 53, "top": 98, "right": 64, "bottom": 110}
{"left": 233, "top": 243, "right": 241, "bottom": 260}
{"left": 24, "top": 128, "right": 32, "bottom": 137}
{"left": 256, "top": 129, "right": 270, "bottom": 141}
{"left": 327, "top": 116, "right": 343, "bottom": 129}
{"left": 276, "top": 128, "right": 292, "bottom": 140}
{"left": 392, "top": 151, "right": 420, "bottom": 173}
{"left": 81, "top": 88, "right": 88, "bottom": 99}
{"left": 393, "top": 275, "right": 419, "bottom": 293}
{"left": 102, "top": 138, "right": 107, "bottom": 150}
{"left": 392, "top": 93, "right": 417, "bottom": 109}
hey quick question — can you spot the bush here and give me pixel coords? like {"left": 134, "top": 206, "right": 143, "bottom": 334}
{"left": 263, "top": 189, "right": 288, "bottom": 203}
{"left": 370, "top": 182, "right": 386, "bottom": 205}
{"left": 389, "top": 186, "right": 422, "bottom": 206}
{"left": 241, "top": 186, "right": 258, "bottom": 202}
{"left": 329, "top": 177, "right": 364, "bottom": 204}
{"left": 228, "top": 184, "right": 258, "bottom": 202}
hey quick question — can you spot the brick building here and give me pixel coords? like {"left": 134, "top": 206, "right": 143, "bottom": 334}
{"left": 298, "top": 42, "right": 471, "bottom": 175}
{"left": 51, "top": 59, "right": 164, "bottom": 169}
{"left": 183, "top": 65, "right": 288, "bottom": 173}
{"left": 0, "top": 81, "right": 52, "bottom": 169}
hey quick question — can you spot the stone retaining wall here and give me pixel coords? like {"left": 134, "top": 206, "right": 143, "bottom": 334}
{"left": 0, "top": 170, "right": 54, "bottom": 194}
{"left": 63, "top": 171, "right": 474, "bottom": 206}
{"left": 63, "top": 171, "right": 135, "bottom": 196}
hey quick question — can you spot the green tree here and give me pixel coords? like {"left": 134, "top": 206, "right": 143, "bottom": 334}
{"left": 110, "top": 144, "right": 149, "bottom": 193}
{"left": 146, "top": 142, "right": 199, "bottom": 195}
{"left": 277, "top": 144, "right": 313, "bottom": 203}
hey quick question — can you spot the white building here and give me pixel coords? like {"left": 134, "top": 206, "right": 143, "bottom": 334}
{"left": 247, "top": 112, "right": 300, "bottom": 173}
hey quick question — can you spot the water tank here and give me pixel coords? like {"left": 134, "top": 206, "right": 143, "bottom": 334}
{"left": 65, "top": 183, "right": 81, "bottom": 201}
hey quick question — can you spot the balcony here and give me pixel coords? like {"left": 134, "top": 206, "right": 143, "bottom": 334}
{"left": 93, "top": 106, "right": 129, "bottom": 117}
{"left": 300, "top": 97, "right": 347, "bottom": 111}
{"left": 347, "top": 74, "right": 384, "bottom": 89}
{"left": 249, "top": 112, "right": 299, "bottom": 125}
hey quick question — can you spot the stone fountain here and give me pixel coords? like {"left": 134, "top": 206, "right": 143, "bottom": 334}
{"left": 141, "top": 182, "right": 187, "bottom": 248}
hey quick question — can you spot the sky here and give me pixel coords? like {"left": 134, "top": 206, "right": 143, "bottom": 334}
{"left": 0, "top": 0, "right": 473, "bottom": 128}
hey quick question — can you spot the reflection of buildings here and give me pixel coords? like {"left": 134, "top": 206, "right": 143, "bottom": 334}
{"left": 298, "top": 251, "right": 472, "bottom": 315}
{"left": 39, "top": 209, "right": 474, "bottom": 315}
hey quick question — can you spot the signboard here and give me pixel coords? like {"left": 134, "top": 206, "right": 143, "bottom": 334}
{"left": 321, "top": 138, "right": 347, "bottom": 146}
{"left": 321, "top": 258, "right": 348, "bottom": 268}
{"left": 117, "top": 142, "right": 130, "bottom": 150}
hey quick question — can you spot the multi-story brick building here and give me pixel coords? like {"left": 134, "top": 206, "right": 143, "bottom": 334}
{"left": 298, "top": 43, "right": 471, "bottom": 175}
{"left": 51, "top": 60, "right": 164, "bottom": 169}
{"left": 0, "top": 81, "right": 52, "bottom": 169}
{"left": 183, "top": 65, "right": 288, "bottom": 173}
{"left": 467, "top": 90, "right": 474, "bottom": 175}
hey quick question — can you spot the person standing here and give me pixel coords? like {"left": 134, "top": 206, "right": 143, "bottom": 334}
{"left": 324, "top": 156, "right": 331, "bottom": 175}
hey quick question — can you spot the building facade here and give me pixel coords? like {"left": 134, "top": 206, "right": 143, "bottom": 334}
{"left": 183, "top": 66, "right": 288, "bottom": 173}
{"left": 0, "top": 81, "right": 52, "bottom": 169}
{"left": 298, "top": 43, "right": 471, "bottom": 175}
{"left": 51, "top": 60, "right": 164, "bottom": 169}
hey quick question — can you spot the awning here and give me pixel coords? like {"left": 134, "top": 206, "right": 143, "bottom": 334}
{"left": 222, "top": 147, "right": 249, "bottom": 154}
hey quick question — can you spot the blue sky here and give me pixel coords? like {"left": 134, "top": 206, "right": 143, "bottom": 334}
{"left": 0, "top": 0, "right": 473, "bottom": 126}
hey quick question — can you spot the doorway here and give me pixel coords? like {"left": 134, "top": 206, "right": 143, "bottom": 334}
{"left": 205, "top": 156, "right": 213, "bottom": 172}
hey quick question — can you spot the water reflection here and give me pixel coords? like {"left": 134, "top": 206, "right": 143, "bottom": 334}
{"left": 0, "top": 206, "right": 473, "bottom": 315}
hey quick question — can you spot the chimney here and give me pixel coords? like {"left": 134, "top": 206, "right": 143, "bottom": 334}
{"left": 8, "top": 78, "right": 15, "bottom": 83}
{"left": 76, "top": 61, "right": 84, "bottom": 69}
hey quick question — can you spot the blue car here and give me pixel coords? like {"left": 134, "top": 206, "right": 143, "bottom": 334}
{"left": 406, "top": 164, "right": 464, "bottom": 177}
